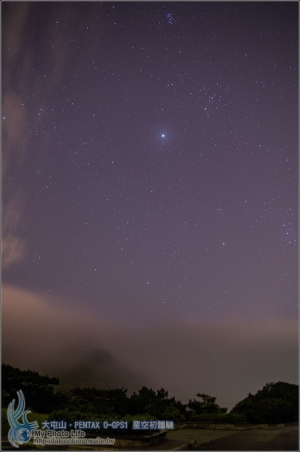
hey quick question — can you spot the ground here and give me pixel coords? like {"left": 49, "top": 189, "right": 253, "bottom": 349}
{"left": 167, "top": 425, "right": 299, "bottom": 451}
{"left": 1, "top": 425, "right": 298, "bottom": 450}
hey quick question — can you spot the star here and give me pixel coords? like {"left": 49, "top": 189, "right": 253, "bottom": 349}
{"left": 161, "top": 134, "right": 165, "bottom": 138}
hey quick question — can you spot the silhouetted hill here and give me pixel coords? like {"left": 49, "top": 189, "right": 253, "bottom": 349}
{"left": 231, "top": 381, "right": 298, "bottom": 423}
{"left": 56, "top": 348, "right": 146, "bottom": 393}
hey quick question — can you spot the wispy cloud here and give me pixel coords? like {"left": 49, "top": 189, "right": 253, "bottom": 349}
{"left": 2, "top": 193, "right": 27, "bottom": 269}
{"left": 2, "top": 5, "right": 31, "bottom": 269}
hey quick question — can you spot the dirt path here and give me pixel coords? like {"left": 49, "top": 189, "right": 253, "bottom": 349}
{"left": 195, "top": 425, "right": 299, "bottom": 451}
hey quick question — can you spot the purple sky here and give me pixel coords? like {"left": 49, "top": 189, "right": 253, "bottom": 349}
{"left": 2, "top": 1, "right": 298, "bottom": 408}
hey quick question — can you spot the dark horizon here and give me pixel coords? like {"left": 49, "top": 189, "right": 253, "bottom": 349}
{"left": 2, "top": 283, "right": 298, "bottom": 410}
{"left": 2, "top": 1, "right": 298, "bottom": 411}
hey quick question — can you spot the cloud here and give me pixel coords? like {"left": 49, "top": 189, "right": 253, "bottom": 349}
{"left": 2, "top": 284, "right": 117, "bottom": 370}
{"left": 2, "top": 3, "right": 29, "bottom": 87}
{"left": 2, "top": 92, "right": 28, "bottom": 178}
{"left": 2, "top": 194, "right": 28, "bottom": 269}
{"left": 2, "top": 234, "right": 27, "bottom": 269}
{"left": 2, "top": 284, "right": 146, "bottom": 393}
{"left": 112, "top": 319, "right": 298, "bottom": 408}
{"left": 2, "top": 5, "right": 31, "bottom": 269}
{"left": 2, "top": 3, "right": 76, "bottom": 270}
{"left": 2, "top": 284, "right": 298, "bottom": 409}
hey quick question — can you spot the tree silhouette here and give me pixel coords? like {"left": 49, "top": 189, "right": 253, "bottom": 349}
{"left": 231, "top": 381, "right": 298, "bottom": 424}
{"left": 188, "top": 393, "right": 227, "bottom": 415}
{"left": 2, "top": 363, "right": 66, "bottom": 413}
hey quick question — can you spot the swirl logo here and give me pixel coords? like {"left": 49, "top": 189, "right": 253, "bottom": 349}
{"left": 7, "top": 390, "right": 39, "bottom": 448}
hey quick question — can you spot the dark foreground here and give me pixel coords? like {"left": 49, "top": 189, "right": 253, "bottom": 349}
{"left": 2, "top": 425, "right": 299, "bottom": 450}
{"left": 195, "top": 425, "right": 299, "bottom": 451}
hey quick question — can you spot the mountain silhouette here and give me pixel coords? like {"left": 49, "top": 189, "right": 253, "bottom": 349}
{"left": 57, "top": 348, "right": 146, "bottom": 392}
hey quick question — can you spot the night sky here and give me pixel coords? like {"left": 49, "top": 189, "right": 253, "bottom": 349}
{"left": 2, "top": 1, "right": 298, "bottom": 408}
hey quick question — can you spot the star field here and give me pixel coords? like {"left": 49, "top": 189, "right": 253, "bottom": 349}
{"left": 2, "top": 1, "right": 298, "bottom": 328}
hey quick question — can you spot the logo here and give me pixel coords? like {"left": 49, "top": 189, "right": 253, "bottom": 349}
{"left": 7, "top": 390, "right": 39, "bottom": 448}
